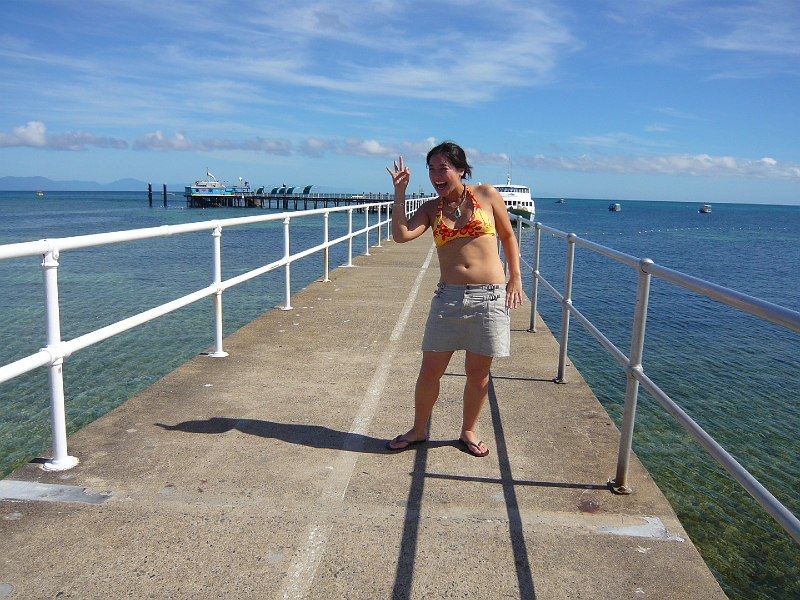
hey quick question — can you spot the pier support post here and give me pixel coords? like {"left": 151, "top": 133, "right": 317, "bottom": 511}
{"left": 148, "top": 183, "right": 152, "bottom": 207}
{"left": 163, "top": 184, "right": 167, "bottom": 207}
{"left": 41, "top": 249, "right": 79, "bottom": 471}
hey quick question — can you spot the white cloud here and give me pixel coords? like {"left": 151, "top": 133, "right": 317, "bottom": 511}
{"left": 133, "top": 131, "right": 290, "bottom": 154}
{"left": 520, "top": 153, "right": 800, "bottom": 180}
{"left": 143, "top": 1, "right": 578, "bottom": 104}
{"left": 0, "top": 121, "right": 128, "bottom": 150}
{"left": 464, "top": 147, "right": 510, "bottom": 166}
{"left": 239, "top": 137, "right": 292, "bottom": 155}
{"left": 0, "top": 121, "right": 47, "bottom": 147}
{"left": 571, "top": 132, "right": 670, "bottom": 150}
{"left": 698, "top": 2, "right": 800, "bottom": 56}
{"left": 133, "top": 131, "right": 196, "bottom": 152}
{"left": 48, "top": 131, "right": 129, "bottom": 151}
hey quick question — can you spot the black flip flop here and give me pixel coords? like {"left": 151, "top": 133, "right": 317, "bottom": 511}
{"left": 458, "top": 437, "right": 489, "bottom": 457}
{"left": 386, "top": 435, "right": 427, "bottom": 451}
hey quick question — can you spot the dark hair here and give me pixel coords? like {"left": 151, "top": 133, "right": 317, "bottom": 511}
{"left": 426, "top": 141, "right": 472, "bottom": 180}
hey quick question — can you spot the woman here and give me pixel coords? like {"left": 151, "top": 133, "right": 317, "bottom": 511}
{"left": 385, "top": 141, "right": 522, "bottom": 457}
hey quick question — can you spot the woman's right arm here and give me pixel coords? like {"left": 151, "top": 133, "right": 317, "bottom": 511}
{"left": 387, "top": 156, "right": 432, "bottom": 243}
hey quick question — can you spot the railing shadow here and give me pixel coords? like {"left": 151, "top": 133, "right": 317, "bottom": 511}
{"left": 487, "top": 375, "right": 537, "bottom": 598}
{"left": 445, "top": 371, "right": 554, "bottom": 384}
{"left": 390, "top": 375, "right": 540, "bottom": 599}
{"left": 391, "top": 425, "right": 430, "bottom": 600}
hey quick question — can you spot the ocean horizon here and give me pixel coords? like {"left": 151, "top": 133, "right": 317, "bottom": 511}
{"left": 1, "top": 191, "right": 798, "bottom": 599}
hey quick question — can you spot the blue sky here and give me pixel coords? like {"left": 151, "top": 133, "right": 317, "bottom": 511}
{"left": 1, "top": 0, "right": 799, "bottom": 203}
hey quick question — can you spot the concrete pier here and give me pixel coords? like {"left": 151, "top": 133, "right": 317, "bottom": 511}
{"left": 0, "top": 236, "right": 726, "bottom": 599}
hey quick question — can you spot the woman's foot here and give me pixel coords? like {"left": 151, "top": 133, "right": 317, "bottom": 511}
{"left": 386, "top": 433, "right": 427, "bottom": 451}
{"left": 458, "top": 436, "right": 489, "bottom": 457}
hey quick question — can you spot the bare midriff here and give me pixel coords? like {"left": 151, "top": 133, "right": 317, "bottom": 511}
{"left": 437, "top": 235, "right": 507, "bottom": 285}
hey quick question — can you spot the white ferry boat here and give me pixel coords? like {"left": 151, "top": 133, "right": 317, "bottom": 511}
{"left": 185, "top": 171, "right": 251, "bottom": 198}
{"left": 494, "top": 175, "right": 535, "bottom": 222}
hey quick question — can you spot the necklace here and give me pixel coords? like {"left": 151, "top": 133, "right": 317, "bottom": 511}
{"left": 447, "top": 185, "right": 468, "bottom": 218}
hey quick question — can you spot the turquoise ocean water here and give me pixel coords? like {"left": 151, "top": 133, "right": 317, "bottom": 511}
{"left": 1, "top": 191, "right": 798, "bottom": 598}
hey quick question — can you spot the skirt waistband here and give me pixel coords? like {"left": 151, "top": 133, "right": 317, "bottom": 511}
{"left": 436, "top": 282, "right": 505, "bottom": 292}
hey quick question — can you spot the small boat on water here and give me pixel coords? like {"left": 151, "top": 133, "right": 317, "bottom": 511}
{"left": 699, "top": 204, "right": 712, "bottom": 213}
{"left": 608, "top": 203, "right": 621, "bottom": 212}
{"left": 556, "top": 198, "right": 565, "bottom": 204}
{"left": 36, "top": 190, "right": 44, "bottom": 196}
{"left": 494, "top": 175, "right": 535, "bottom": 223}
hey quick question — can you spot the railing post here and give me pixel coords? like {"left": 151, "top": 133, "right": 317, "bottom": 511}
{"left": 346, "top": 208, "right": 354, "bottom": 267}
{"left": 611, "top": 258, "right": 653, "bottom": 494}
{"left": 282, "top": 217, "right": 292, "bottom": 310}
{"left": 41, "top": 248, "right": 79, "bottom": 471}
{"left": 323, "top": 211, "right": 330, "bottom": 282}
{"left": 376, "top": 204, "right": 383, "bottom": 248}
{"left": 556, "top": 234, "right": 576, "bottom": 383}
{"left": 386, "top": 202, "right": 392, "bottom": 242}
{"left": 208, "top": 225, "right": 228, "bottom": 357}
{"left": 530, "top": 224, "right": 541, "bottom": 333}
{"left": 364, "top": 205, "right": 371, "bottom": 256}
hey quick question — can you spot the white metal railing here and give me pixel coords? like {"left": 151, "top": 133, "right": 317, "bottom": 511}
{"left": 510, "top": 213, "right": 800, "bottom": 545}
{"left": 0, "top": 201, "right": 396, "bottom": 472}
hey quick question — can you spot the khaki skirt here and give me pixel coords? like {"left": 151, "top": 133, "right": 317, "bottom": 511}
{"left": 421, "top": 282, "right": 511, "bottom": 357}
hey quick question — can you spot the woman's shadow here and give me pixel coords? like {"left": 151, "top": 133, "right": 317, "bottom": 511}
{"left": 155, "top": 417, "right": 391, "bottom": 453}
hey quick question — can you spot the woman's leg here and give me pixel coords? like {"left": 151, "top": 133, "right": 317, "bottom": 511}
{"left": 387, "top": 350, "right": 453, "bottom": 449}
{"left": 460, "top": 351, "right": 493, "bottom": 454}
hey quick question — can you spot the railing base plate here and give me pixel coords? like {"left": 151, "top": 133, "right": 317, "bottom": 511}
{"left": 41, "top": 456, "right": 79, "bottom": 472}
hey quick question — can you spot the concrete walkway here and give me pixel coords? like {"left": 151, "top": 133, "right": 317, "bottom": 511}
{"left": 0, "top": 236, "right": 726, "bottom": 599}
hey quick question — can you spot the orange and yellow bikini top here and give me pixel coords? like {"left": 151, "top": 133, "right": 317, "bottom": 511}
{"left": 432, "top": 187, "right": 496, "bottom": 249}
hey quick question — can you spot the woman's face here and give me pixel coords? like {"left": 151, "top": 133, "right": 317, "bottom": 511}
{"left": 427, "top": 153, "right": 464, "bottom": 198}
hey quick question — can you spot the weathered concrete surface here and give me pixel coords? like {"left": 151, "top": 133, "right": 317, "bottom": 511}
{"left": 0, "top": 236, "right": 726, "bottom": 599}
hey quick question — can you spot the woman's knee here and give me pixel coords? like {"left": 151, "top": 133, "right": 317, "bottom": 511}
{"left": 464, "top": 353, "right": 492, "bottom": 385}
{"left": 418, "top": 351, "right": 452, "bottom": 383}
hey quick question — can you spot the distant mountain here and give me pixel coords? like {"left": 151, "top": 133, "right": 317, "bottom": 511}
{"left": 0, "top": 176, "right": 185, "bottom": 191}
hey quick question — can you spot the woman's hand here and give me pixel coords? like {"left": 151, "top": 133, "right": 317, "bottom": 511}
{"left": 506, "top": 274, "right": 523, "bottom": 309}
{"left": 386, "top": 156, "right": 410, "bottom": 190}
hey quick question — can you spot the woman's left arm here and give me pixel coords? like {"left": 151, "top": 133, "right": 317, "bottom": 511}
{"left": 477, "top": 184, "right": 523, "bottom": 309}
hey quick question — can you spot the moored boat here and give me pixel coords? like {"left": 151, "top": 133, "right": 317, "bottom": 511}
{"left": 494, "top": 175, "right": 535, "bottom": 223}
{"left": 186, "top": 171, "right": 251, "bottom": 198}
{"left": 184, "top": 171, "right": 254, "bottom": 207}
{"left": 699, "top": 204, "right": 712, "bottom": 213}
{"left": 608, "top": 203, "right": 621, "bottom": 212}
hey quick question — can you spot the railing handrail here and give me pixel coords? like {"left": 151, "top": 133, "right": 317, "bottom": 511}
{"left": 533, "top": 222, "right": 800, "bottom": 334}
{"left": 0, "top": 203, "right": 390, "bottom": 261}
{"left": 0, "top": 200, "right": 394, "bottom": 471}
{"left": 512, "top": 213, "right": 800, "bottom": 545}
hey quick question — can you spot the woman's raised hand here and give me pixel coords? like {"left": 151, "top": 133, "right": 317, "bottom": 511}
{"left": 386, "top": 156, "right": 410, "bottom": 190}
